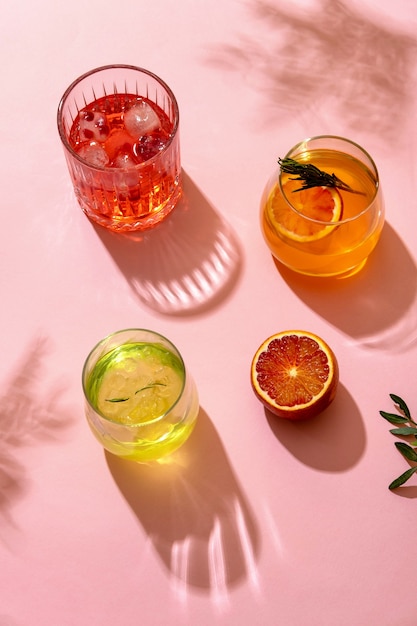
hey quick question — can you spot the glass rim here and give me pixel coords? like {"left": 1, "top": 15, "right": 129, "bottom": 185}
{"left": 57, "top": 64, "right": 180, "bottom": 171}
{"left": 278, "top": 134, "right": 380, "bottom": 226}
{"left": 82, "top": 328, "right": 186, "bottom": 426}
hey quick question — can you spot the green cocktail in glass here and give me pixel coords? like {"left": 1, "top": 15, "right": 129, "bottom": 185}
{"left": 82, "top": 329, "right": 199, "bottom": 462}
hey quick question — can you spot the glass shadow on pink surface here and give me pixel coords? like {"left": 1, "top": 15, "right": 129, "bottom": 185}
{"left": 208, "top": 0, "right": 417, "bottom": 143}
{"left": 274, "top": 223, "right": 417, "bottom": 351}
{"left": 0, "top": 336, "right": 74, "bottom": 537}
{"left": 105, "top": 409, "right": 260, "bottom": 594}
{"left": 265, "top": 384, "right": 365, "bottom": 473}
{"left": 92, "top": 171, "right": 242, "bottom": 316}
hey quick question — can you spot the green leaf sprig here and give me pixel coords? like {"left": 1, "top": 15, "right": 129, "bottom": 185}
{"left": 106, "top": 382, "right": 166, "bottom": 403}
{"left": 379, "top": 394, "right": 417, "bottom": 490}
{"left": 278, "top": 157, "right": 364, "bottom": 194}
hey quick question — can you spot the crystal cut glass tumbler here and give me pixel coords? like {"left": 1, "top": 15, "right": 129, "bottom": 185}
{"left": 58, "top": 65, "right": 181, "bottom": 232}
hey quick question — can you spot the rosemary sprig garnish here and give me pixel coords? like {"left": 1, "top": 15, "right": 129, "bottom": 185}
{"left": 106, "top": 382, "right": 166, "bottom": 403}
{"left": 278, "top": 157, "right": 364, "bottom": 194}
{"left": 379, "top": 394, "right": 417, "bottom": 490}
{"left": 134, "top": 383, "right": 166, "bottom": 394}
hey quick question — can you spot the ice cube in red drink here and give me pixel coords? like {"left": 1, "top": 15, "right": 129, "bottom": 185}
{"left": 77, "top": 142, "right": 109, "bottom": 167}
{"left": 124, "top": 100, "right": 161, "bottom": 139}
{"left": 79, "top": 111, "right": 110, "bottom": 142}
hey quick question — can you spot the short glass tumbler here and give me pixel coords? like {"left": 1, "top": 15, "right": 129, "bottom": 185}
{"left": 82, "top": 329, "right": 199, "bottom": 462}
{"left": 57, "top": 65, "right": 181, "bottom": 232}
{"left": 261, "top": 136, "right": 385, "bottom": 278}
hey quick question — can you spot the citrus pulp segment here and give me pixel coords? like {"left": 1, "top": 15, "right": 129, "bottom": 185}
{"left": 269, "top": 180, "right": 343, "bottom": 243}
{"left": 251, "top": 331, "right": 339, "bottom": 420}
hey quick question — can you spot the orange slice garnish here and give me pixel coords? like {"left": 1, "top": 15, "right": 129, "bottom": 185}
{"left": 251, "top": 330, "right": 339, "bottom": 420}
{"left": 268, "top": 180, "right": 343, "bottom": 243}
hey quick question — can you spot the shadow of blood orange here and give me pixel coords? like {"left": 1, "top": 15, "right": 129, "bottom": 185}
{"left": 265, "top": 383, "right": 366, "bottom": 472}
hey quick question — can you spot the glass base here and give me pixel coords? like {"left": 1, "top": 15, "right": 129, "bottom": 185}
{"left": 78, "top": 186, "right": 182, "bottom": 233}
{"left": 273, "top": 256, "right": 368, "bottom": 280}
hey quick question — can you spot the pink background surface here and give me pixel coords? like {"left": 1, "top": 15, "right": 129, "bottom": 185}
{"left": 2, "top": 1, "right": 417, "bottom": 624}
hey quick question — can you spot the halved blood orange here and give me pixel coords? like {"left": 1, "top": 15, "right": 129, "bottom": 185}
{"left": 269, "top": 180, "right": 343, "bottom": 242}
{"left": 251, "top": 330, "right": 339, "bottom": 420}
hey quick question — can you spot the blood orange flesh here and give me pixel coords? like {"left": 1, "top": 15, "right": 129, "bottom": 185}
{"left": 251, "top": 331, "right": 339, "bottom": 420}
{"left": 269, "top": 181, "right": 343, "bottom": 243}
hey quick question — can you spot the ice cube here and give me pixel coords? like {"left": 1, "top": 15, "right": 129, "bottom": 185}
{"left": 79, "top": 110, "right": 110, "bottom": 143}
{"left": 133, "top": 134, "right": 168, "bottom": 161}
{"left": 124, "top": 100, "right": 160, "bottom": 139}
{"left": 112, "top": 150, "right": 137, "bottom": 169}
{"left": 77, "top": 142, "right": 109, "bottom": 167}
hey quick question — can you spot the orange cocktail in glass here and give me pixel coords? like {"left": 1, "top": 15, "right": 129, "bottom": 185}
{"left": 261, "top": 136, "right": 384, "bottom": 278}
